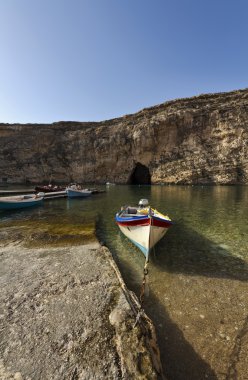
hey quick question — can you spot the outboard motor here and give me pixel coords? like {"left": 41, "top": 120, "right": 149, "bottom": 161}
{"left": 138, "top": 199, "right": 149, "bottom": 208}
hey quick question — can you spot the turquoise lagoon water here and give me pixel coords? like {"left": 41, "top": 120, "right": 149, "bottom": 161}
{"left": 1, "top": 185, "right": 248, "bottom": 379}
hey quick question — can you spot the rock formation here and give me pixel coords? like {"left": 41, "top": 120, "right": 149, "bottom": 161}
{"left": 0, "top": 88, "right": 248, "bottom": 185}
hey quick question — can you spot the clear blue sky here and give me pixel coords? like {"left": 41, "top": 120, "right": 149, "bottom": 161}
{"left": 0, "top": 0, "right": 247, "bottom": 123}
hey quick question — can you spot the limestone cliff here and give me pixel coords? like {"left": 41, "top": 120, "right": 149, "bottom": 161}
{"left": 0, "top": 88, "right": 248, "bottom": 185}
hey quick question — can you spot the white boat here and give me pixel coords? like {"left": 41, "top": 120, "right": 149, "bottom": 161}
{"left": 66, "top": 185, "right": 92, "bottom": 198}
{"left": 115, "top": 199, "right": 172, "bottom": 260}
{"left": 0, "top": 193, "right": 44, "bottom": 210}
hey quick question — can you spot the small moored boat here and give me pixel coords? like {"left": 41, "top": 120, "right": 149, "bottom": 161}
{"left": 66, "top": 185, "right": 92, "bottom": 198}
{"left": 115, "top": 199, "right": 172, "bottom": 260}
{"left": 0, "top": 193, "right": 44, "bottom": 210}
{"left": 35, "top": 184, "right": 66, "bottom": 193}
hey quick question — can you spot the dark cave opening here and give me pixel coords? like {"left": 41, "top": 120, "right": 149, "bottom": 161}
{"left": 127, "top": 162, "right": 151, "bottom": 185}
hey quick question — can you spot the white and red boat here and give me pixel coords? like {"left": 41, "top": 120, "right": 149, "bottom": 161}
{"left": 115, "top": 199, "right": 172, "bottom": 260}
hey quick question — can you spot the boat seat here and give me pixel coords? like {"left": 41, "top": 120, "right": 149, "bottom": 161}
{"left": 127, "top": 207, "right": 137, "bottom": 214}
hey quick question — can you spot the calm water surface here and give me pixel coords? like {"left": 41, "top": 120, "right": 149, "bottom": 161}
{"left": 1, "top": 185, "right": 248, "bottom": 379}
{"left": 2, "top": 185, "right": 247, "bottom": 260}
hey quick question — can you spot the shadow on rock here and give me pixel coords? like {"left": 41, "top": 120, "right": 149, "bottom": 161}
{"left": 106, "top": 242, "right": 218, "bottom": 380}
{"left": 145, "top": 291, "right": 218, "bottom": 380}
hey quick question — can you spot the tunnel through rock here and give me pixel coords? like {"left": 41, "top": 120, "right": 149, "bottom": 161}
{"left": 128, "top": 163, "right": 151, "bottom": 185}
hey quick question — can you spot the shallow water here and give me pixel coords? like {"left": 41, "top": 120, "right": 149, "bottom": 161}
{"left": 97, "top": 185, "right": 248, "bottom": 285}
{"left": 1, "top": 185, "right": 248, "bottom": 379}
{"left": 2, "top": 185, "right": 247, "bottom": 260}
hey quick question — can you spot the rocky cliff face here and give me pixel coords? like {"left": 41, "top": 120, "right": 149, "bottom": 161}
{"left": 1, "top": 88, "right": 248, "bottom": 185}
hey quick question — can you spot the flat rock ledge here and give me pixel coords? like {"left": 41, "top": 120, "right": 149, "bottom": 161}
{"left": 0, "top": 242, "right": 164, "bottom": 380}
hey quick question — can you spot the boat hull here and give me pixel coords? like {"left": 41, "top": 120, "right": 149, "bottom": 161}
{"left": 0, "top": 196, "right": 43, "bottom": 210}
{"left": 66, "top": 189, "right": 92, "bottom": 198}
{"left": 116, "top": 214, "right": 172, "bottom": 259}
{"left": 117, "top": 223, "right": 169, "bottom": 257}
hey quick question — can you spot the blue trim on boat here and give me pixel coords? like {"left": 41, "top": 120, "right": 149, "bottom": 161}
{"left": 115, "top": 214, "right": 148, "bottom": 223}
{"left": 116, "top": 213, "right": 173, "bottom": 225}
{"left": 128, "top": 237, "right": 148, "bottom": 257}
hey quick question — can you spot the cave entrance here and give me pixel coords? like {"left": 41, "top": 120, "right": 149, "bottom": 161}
{"left": 128, "top": 162, "right": 151, "bottom": 185}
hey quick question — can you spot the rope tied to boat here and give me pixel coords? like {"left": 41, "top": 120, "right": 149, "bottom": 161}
{"left": 134, "top": 259, "right": 149, "bottom": 327}
{"left": 134, "top": 208, "right": 153, "bottom": 327}
{"left": 140, "top": 260, "right": 149, "bottom": 304}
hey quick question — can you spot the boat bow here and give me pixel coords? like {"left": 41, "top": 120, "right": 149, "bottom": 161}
{"left": 115, "top": 200, "right": 172, "bottom": 259}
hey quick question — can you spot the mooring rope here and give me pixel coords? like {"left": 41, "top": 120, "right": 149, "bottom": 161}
{"left": 134, "top": 208, "right": 153, "bottom": 326}
{"left": 140, "top": 260, "right": 149, "bottom": 305}
{"left": 134, "top": 259, "right": 149, "bottom": 327}
{"left": 102, "top": 246, "right": 164, "bottom": 377}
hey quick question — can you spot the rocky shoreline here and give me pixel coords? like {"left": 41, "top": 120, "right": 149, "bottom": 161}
{"left": 0, "top": 239, "right": 164, "bottom": 380}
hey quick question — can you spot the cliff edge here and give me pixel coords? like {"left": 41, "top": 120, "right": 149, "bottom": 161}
{"left": 0, "top": 88, "right": 248, "bottom": 185}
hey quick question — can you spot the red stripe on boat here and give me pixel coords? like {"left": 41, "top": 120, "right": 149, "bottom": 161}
{"left": 117, "top": 217, "right": 172, "bottom": 228}
{"left": 152, "top": 218, "right": 172, "bottom": 228}
{"left": 116, "top": 218, "right": 150, "bottom": 226}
